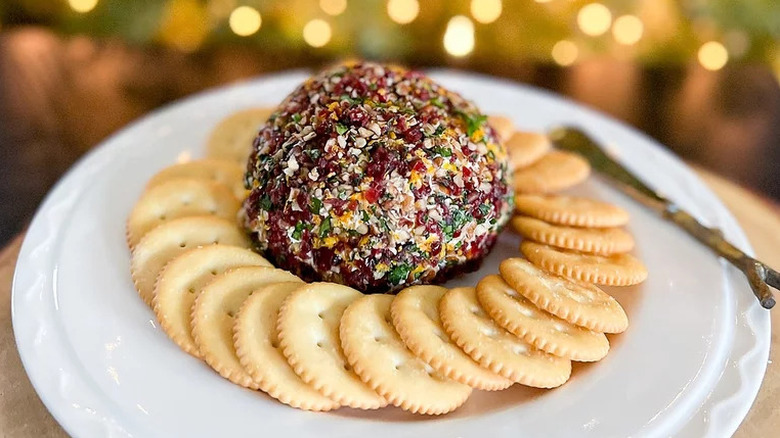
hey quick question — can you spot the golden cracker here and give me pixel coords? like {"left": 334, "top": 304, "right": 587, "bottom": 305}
{"left": 521, "top": 241, "right": 648, "bottom": 286}
{"left": 152, "top": 246, "right": 270, "bottom": 358}
{"left": 206, "top": 108, "right": 274, "bottom": 164}
{"left": 131, "top": 216, "right": 251, "bottom": 307}
{"left": 439, "top": 287, "right": 571, "bottom": 388}
{"left": 342, "top": 294, "right": 472, "bottom": 415}
{"left": 511, "top": 216, "right": 635, "bottom": 255}
{"left": 234, "top": 282, "right": 340, "bottom": 411}
{"left": 277, "top": 283, "right": 387, "bottom": 409}
{"left": 391, "top": 286, "right": 512, "bottom": 391}
{"left": 513, "top": 150, "right": 591, "bottom": 194}
{"left": 487, "top": 115, "right": 514, "bottom": 142}
{"left": 147, "top": 159, "right": 246, "bottom": 201}
{"left": 476, "top": 275, "right": 609, "bottom": 362}
{"left": 506, "top": 131, "right": 551, "bottom": 170}
{"left": 192, "top": 267, "right": 302, "bottom": 388}
{"left": 499, "top": 257, "right": 628, "bottom": 333}
{"left": 515, "top": 194, "right": 629, "bottom": 228}
{"left": 127, "top": 178, "right": 240, "bottom": 248}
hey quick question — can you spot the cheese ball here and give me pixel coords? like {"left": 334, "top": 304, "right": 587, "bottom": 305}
{"left": 242, "top": 62, "right": 513, "bottom": 293}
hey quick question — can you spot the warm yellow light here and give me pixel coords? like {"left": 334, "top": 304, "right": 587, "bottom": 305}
{"left": 320, "top": 0, "right": 347, "bottom": 16}
{"left": 303, "top": 19, "right": 332, "bottom": 48}
{"left": 577, "top": 3, "right": 612, "bottom": 36}
{"left": 68, "top": 0, "right": 98, "bottom": 13}
{"left": 535, "top": 0, "right": 552, "bottom": 3}
{"left": 551, "top": 40, "right": 578, "bottom": 66}
{"left": 387, "top": 0, "right": 419, "bottom": 24}
{"left": 698, "top": 41, "right": 728, "bottom": 71}
{"left": 443, "top": 15, "right": 475, "bottom": 57}
{"left": 229, "top": 6, "right": 262, "bottom": 36}
{"left": 471, "top": 0, "right": 502, "bottom": 24}
{"left": 612, "top": 15, "right": 643, "bottom": 45}
{"left": 159, "top": 0, "right": 209, "bottom": 52}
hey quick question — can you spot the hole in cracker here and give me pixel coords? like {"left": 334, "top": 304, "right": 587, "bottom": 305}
{"left": 552, "top": 322, "right": 568, "bottom": 333}
{"left": 373, "top": 336, "right": 383, "bottom": 343}
{"left": 519, "top": 307, "right": 535, "bottom": 318}
{"left": 212, "top": 239, "right": 220, "bottom": 244}
{"left": 316, "top": 341, "right": 324, "bottom": 348}
{"left": 512, "top": 344, "right": 528, "bottom": 355}
{"left": 317, "top": 312, "right": 324, "bottom": 320}
{"left": 188, "top": 287, "right": 195, "bottom": 294}
{"left": 179, "top": 242, "right": 187, "bottom": 248}
{"left": 210, "top": 270, "right": 218, "bottom": 276}
{"left": 482, "top": 327, "right": 497, "bottom": 337}
{"left": 394, "top": 364, "right": 401, "bottom": 371}
{"left": 343, "top": 363, "right": 351, "bottom": 371}
{"left": 270, "top": 340, "right": 279, "bottom": 348}
{"left": 227, "top": 310, "right": 235, "bottom": 318}
{"left": 159, "top": 214, "right": 167, "bottom": 220}
{"left": 470, "top": 306, "right": 483, "bottom": 316}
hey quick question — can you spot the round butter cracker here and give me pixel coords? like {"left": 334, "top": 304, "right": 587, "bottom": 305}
{"left": 476, "top": 275, "right": 609, "bottom": 362}
{"left": 234, "top": 282, "right": 340, "bottom": 411}
{"left": 342, "top": 294, "right": 472, "bottom": 415}
{"left": 277, "top": 283, "right": 387, "bottom": 409}
{"left": 511, "top": 216, "right": 635, "bottom": 255}
{"left": 506, "top": 131, "right": 551, "bottom": 170}
{"left": 499, "top": 257, "right": 628, "bottom": 333}
{"left": 391, "top": 285, "right": 512, "bottom": 391}
{"left": 515, "top": 194, "right": 629, "bottom": 228}
{"left": 147, "top": 159, "right": 246, "bottom": 201}
{"left": 126, "top": 178, "right": 240, "bottom": 248}
{"left": 439, "top": 287, "right": 571, "bottom": 388}
{"left": 513, "top": 151, "right": 591, "bottom": 194}
{"left": 206, "top": 107, "right": 274, "bottom": 164}
{"left": 192, "top": 267, "right": 302, "bottom": 389}
{"left": 521, "top": 241, "right": 648, "bottom": 286}
{"left": 130, "top": 215, "right": 251, "bottom": 307}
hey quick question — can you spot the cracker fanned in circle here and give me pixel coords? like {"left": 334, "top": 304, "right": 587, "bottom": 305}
{"left": 126, "top": 178, "right": 240, "bottom": 248}
{"left": 277, "top": 283, "right": 387, "bottom": 409}
{"left": 511, "top": 216, "right": 635, "bottom": 255}
{"left": 514, "top": 194, "right": 630, "bottom": 228}
{"left": 130, "top": 216, "right": 251, "bottom": 307}
{"left": 521, "top": 241, "right": 648, "bottom": 286}
{"left": 234, "top": 282, "right": 340, "bottom": 411}
{"left": 505, "top": 131, "right": 551, "bottom": 170}
{"left": 341, "top": 294, "right": 472, "bottom": 414}
{"left": 440, "top": 287, "right": 572, "bottom": 388}
{"left": 153, "top": 247, "right": 271, "bottom": 358}
{"left": 206, "top": 107, "right": 275, "bottom": 164}
{"left": 513, "top": 151, "right": 591, "bottom": 194}
{"left": 192, "top": 267, "right": 302, "bottom": 389}
{"left": 476, "top": 275, "right": 609, "bottom": 362}
{"left": 391, "top": 286, "right": 513, "bottom": 390}
{"left": 499, "top": 258, "right": 628, "bottom": 333}
{"left": 147, "top": 159, "right": 246, "bottom": 201}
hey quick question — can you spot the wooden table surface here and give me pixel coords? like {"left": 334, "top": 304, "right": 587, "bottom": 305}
{"left": 0, "top": 169, "right": 778, "bottom": 437}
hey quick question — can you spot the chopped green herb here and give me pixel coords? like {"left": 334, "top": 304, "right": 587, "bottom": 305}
{"left": 259, "top": 194, "right": 272, "bottom": 211}
{"left": 291, "top": 222, "right": 305, "bottom": 240}
{"left": 305, "top": 148, "right": 321, "bottom": 160}
{"left": 432, "top": 146, "right": 452, "bottom": 157}
{"left": 442, "top": 224, "right": 454, "bottom": 240}
{"left": 319, "top": 216, "right": 332, "bottom": 237}
{"left": 291, "top": 113, "right": 302, "bottom": 123}
{"left": 487, "top": 150, "right": 495, "bottom": 160}
{"left": 433, "top": 124, "right": 446, "bottom": 136}
{"left": 310, "top": 198, "right": 323, "bottom": 213}
{"left": 368, "top": 83, "right": 378, "bottom": 91}
{"left": 362, "top": 210, "right": 370, "bottom": 222}
{"left": 388, "top": 263, "right": 412, "bottom": 284}
{"left": 478, "top": 204, "right": 491, "bottom": 216}
{"left": 466, "top": 114, "right": 488, "bottom": 136}
{"left": 430, "top": 97, "right": 446, "bottom": 109}
{"left": 340, "top": 94, "right": 362, "bottom": 104}
{"left": 335, "top": 123, "right": 348, "bottom": 135}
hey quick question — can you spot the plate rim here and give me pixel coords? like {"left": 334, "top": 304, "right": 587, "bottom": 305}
{"left": 11, "top": 68, "right": 770, "bottom": 438}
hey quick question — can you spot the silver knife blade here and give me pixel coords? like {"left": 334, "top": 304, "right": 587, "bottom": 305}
{"left": 549, "top": 126, "right": 778, "bottom": 309}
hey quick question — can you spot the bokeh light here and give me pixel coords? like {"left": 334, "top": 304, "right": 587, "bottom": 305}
{"left": 612, "top": 15, "right": 643, "bottom": 45}
{"left": 229, "top": 6, "right": 262, "bottom": 37}
{"left": 443, "top": 15, "right": 475, "bottom": 57}
{"left": 471, "top": 0, "right": 502, "bottom": 24}
{"left": 387, "top": 0, "right": 419, "bottom": 25}
{"left": 578, "top": 3, "right": 612, "bottom": 37}
{"left": 303, "top": 19, "right": 332, "bottom": 48}
{"left": 68, "top": 0, "right": 99, "bottom": 13}
{"left": 698, "top": 41, "right": 728, "bottom": 71}
{"left": 320, "top": 0, "right": 347, "bottom": 16}
{"left": 551, "top": 40, "right": 578, "bottom": 66}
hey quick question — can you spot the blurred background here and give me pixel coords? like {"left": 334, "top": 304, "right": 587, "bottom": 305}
{"left": 0, "top": 0, "right": 778, "bottom": 246}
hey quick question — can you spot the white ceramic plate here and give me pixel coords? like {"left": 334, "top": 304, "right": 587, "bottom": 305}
{"left": 12, "top": 70, "right": 770, "bottom": 438}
